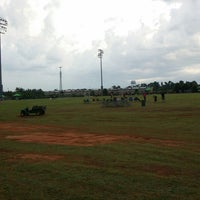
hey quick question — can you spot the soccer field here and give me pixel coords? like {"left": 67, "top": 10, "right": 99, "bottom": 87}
{"left": 0, "top": 93, "right": 199, "bottom": 200}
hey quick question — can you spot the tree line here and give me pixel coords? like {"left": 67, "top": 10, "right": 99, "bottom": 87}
{"left": 4, "top": 87, "right": 45, "bottom": 100}
{"left": 147, "top": 80, "right": 199, "bottom": 93}
{"left": 2, "top": 80, "right": 200, "bottom": 99}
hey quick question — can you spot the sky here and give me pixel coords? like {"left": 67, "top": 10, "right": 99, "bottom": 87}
{"left": 0, "top": 0, "right": 200, "bottom": 91}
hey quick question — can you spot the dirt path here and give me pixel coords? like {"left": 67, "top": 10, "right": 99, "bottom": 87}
{"left": 1, "top": 122, "right": 183, "bottom": 147}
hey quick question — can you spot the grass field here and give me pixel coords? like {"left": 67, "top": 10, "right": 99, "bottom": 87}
{"left": 0, "top": 93, "right": 200, "bottom": 200}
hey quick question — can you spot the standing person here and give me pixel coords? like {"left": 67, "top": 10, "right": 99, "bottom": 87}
{"left": 143, "top": 92, "right": 147, "bottom": 102}
{"left": 161, "top": 92, "right": 165, "bottom": 101}
{"left": 153, "top": 95, "right": 157, "bottom": 102}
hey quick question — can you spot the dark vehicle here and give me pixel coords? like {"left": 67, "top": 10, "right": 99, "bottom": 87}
{"left": 20, "top": 105, "right": 46, "bottom": 117}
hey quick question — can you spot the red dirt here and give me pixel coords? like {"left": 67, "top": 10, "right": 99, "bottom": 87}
{"left": 6, "top": 133, "right": 129, "bottom": 146}
{"left": 11, "top": 153, "right": 64, "bottom": 162}
{"left": 138, "top": 164, "right": 178, "bottom": 177}
{"left": 1, "top": 122, "right": 183, "bottom": 147}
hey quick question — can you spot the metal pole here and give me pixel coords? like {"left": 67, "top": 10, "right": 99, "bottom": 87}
{"left": 98, "top": 49, "right": 104, "bottom": 96}
{"left": 59, "top": 66, "right": 62, "bottom": 92}
{"left": 100, "top": 56, "right": 103, "bottom": 94}
{"left": 0, "top": 17, "right": 8, "bottom": 99}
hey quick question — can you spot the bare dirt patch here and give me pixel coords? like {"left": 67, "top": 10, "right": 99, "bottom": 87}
{"left": 0, "top": 122, "right": 58, "bottom": 133}
{"left": 10, "top": 153, "right": 64, "bottom": 162}
{"left": 138, "top": 164, "right": 178, "bottom": 177}
{"left": 6, "top": 133, "right": 128, "bottom": 146}
{"left": 1, "top": 122, "right": 183, "bottom": 147}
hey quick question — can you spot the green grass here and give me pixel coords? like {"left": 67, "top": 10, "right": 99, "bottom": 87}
{"left": 0, "top": 93, "right": 200, "bottom": 200}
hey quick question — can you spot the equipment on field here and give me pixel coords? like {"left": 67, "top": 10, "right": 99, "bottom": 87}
{"left": 20, "top": 105, "right": 46, "bottom": 117}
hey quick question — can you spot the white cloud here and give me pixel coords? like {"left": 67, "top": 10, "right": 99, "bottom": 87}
{"left": 1, "top": 0, "right": 200, "bottom": 91}
{"left": 182, "top": 64, "right": 200, "bottom": 74}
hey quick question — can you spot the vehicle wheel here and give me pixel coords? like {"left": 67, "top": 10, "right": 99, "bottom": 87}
{"left": 39, "top": 110, "right": 45, "bottom": 115}
{"left": 20, "top": 111, "right": 25, "bottom": 117}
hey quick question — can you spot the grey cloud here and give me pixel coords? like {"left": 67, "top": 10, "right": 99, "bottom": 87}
{"left": 1, "top": 0, "right": 200, "bottom": 91}
{"left": 99, "top": 0, "right": 200, "bottom": 85}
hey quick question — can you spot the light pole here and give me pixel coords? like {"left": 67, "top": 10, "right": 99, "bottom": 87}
{"left": 59, "top": 66, "right": 62, "bottom": 92}
{"left": 98, "top": 49, "right": 104, "bottom": 95}
{"left": 0, "top": 17, "right": 8, "bottom": 99}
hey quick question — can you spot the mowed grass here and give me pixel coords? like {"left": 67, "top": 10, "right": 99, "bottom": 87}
{"left": 0, "top": 93, "right": 200, "bottom": 200}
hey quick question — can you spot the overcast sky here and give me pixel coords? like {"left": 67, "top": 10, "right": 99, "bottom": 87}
{"left": 0, "top": 0, "right": 200, "bottom": 91}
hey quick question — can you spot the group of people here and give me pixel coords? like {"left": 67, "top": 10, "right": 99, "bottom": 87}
{"left": 142, "top": 92, "right": 165, "bottom": 102}
{"left": 84, "top": 92, "right": 166, "bottom": 105}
